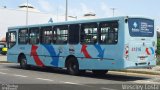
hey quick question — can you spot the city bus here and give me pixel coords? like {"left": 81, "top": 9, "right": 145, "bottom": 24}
{"left": 6, "top": 16, "right": 156, "bottom": 75}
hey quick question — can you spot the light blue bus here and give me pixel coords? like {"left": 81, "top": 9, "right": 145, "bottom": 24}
{"left": 6, "top": 16, "right": 156, "bottom": 75}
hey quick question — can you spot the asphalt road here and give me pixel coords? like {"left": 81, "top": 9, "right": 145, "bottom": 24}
{"left": 0, "top": 56, "right": 160, "bottom": 90}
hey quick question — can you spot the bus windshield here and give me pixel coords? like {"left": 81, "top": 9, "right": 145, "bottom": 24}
{"left": 128, "top": 18, "right": 154, "bottom": 37}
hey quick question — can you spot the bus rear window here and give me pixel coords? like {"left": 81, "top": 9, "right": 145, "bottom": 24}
{"left": 128, "top": 18, "right": 154, "bottom": 37}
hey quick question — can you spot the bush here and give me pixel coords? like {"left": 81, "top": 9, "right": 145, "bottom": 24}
{"left": 157, "top": 56, "right": 160, "bottom": 65}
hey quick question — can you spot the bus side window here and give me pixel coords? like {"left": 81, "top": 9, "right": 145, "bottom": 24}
{"left": 29, "top": 27, "right": 39, "bottom": 45}
{"left": 53, "top": 25, "right": 68, "bottom": 44}
{"left": 41, "top": 27, "right": 52, "bottom": 44}
{"left": 99, "top": 21, "right": 118, "bottom": 44}
{"left": 80, "top": 23, "right": 98, "bottom": 44}
{"left": 18, "top": 28, "right": 28, "bottom": 44}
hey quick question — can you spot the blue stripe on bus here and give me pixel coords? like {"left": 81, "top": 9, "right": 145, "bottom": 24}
{"left": 150, "top": 47, "right": 154, "bottom": 54}
{"left": 42, "top": 45, "right": 60, "bottom": 67}
{"left": 94, "top": 44, "right": 105, "bottom": 58}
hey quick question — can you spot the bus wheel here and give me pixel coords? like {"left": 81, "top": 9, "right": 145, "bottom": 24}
{"left": 92, "top": 70, "right": 108, "bottom": 76}
{"left": 66, "top": 57, "right": 79, "bottom": 75}
{"left": 20, "top": 57, "right": 29, "bottom": 69}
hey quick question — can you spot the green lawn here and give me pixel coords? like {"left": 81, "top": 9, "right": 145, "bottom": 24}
{"left": 157, "top": 55, "right": 160, "bottom": 65}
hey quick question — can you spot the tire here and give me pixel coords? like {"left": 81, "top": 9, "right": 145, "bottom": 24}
{"left": 20, "top": 56, "right": 30, "bottom": 69}
{"left": 66, "top": 57, "right": 80, "bottom": 75}
{"left": 92, "top": 70, "right": 108, "bottom": 76}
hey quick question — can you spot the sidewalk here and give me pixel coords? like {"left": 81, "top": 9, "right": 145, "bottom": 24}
{"left": 0, "top": 55, "right": 7, "bottom": 63}
{"left": 118, "top": 66, "right": 160, "bottom": 75}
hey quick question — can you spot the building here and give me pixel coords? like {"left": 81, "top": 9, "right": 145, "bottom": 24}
{"left": 0, "top": 3, "right": 97, "bottom": 41}
{"left": 0, "top": 3, "right": 57, "bottom": 41}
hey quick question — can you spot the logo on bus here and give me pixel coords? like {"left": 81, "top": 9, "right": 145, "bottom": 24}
{"left": 132, "top": 22, "right": 139, "bottom": 32}
{"left": 133, "top": 22, "right": 138, "bottom": 28}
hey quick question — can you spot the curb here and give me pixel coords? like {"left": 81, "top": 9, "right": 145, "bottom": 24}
{"left": 0, "top": 61, "right": 9, "bottom": 63}
{"left": 115, "top": 70, "right": 160, "bottom": 75}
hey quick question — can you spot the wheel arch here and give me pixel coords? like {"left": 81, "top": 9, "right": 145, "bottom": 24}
{"left": 18, "top": 53, "right": 26, "bottom": 63}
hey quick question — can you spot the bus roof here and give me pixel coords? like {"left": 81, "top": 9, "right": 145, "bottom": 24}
{"left": 8, "top": 16, "right": 154, "bottom": 30}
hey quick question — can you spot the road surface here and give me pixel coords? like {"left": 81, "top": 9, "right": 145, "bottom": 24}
{"left": 0, "top": 56, "right": 160, "bottom": 90}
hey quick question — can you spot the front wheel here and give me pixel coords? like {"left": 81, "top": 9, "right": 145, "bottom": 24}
{"left": 66, "top": 57, "right": 80, "bottom": 75}
{"left": 20, "top": 57, "right": 30, "bottom": 69}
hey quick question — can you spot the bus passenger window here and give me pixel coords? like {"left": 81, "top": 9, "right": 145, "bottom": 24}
{"left": 99, "top": 21, "right": 118, "bottom": 44}
{"left": 8, "top": 31, "right": 16, "bottom": 48}
{"left": 29, "top": 28, "right": 39, "bottom": 45}
{"left": 80, "top": 23, "right": 98, "bottom": 44}
{"left": 41, "top": 27, "right": 52, "bottom": 44}
{"left": 18, "top": 29, "right": 28, "bottom": 44}
{"left": 53, "top": 25, "right": 68, "bottom": 44}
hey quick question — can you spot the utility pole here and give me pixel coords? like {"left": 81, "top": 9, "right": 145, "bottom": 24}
{"left": 111, "top": 8, "right": 115, "bottom": 17}
{"left": 26, "top": 0, "right": 29, "bottom": 25}
{"left": 65, "top": 0, "right": 68, "bottom": 21}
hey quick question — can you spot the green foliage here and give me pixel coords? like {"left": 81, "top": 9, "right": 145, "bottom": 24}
{"left": 156, "top": 38, "right": 160, "bottom": 65}
{"left": 157, "top": 60, "right": 160, "bottom": 65}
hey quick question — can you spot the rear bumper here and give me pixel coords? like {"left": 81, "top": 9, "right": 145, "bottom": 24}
{"left": 124, "top": 60, "right": 156, "bottom": 69}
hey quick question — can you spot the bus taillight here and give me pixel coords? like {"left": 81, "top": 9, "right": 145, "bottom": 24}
{"left": 125, "top": 45, "right": 129, "bottom": 60}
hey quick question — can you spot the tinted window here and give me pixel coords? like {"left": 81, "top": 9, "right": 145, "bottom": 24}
{"left": 99, "top": 21, "right": 118, "bottom": 44}
{"left": 53, "top": 25, "right": 68, "bottom": 44}
{"left": 69, "top": 24, "right": 79, "bottom": 44}
{"left": 29, "top": 27, "right": 39, "bottom": 44}
{"left": 128, "top": 18, "right": 154, "bottom": 37}
{"left": 80, "top": 23, "right": 98, "bottom": 44}
{"left": 41, "top": 27, "right": 52, "bottom": 44}
{"left": 18, "top": 29, "right": 28, "bottom": 44}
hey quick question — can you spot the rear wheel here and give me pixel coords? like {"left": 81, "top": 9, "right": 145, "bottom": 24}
{"left": 20, "top": 56, "right": 30, "bottom": 69}
{"left": 92, "top": 70, "right": 108, "bottom": 76}
{"left": 66, "top": 57, "right": 80, "bottom": 75}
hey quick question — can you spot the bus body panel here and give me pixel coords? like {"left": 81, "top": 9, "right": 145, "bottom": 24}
{"left": 6, "top": 16, "right": 156, "bottom": 71}
{"left": 123, "top": 18, "right": 156, "bottom": 68}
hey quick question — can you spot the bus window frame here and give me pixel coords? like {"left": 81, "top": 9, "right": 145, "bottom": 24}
{"left": 8, "top": 31, "right": 17, "bottom": 49}
{"left": 99, "top": 21, "right": 119, "bottom": 45}
{"left": 80, "top": 22, "right": 98, "bottom": 44}
{"left": 29, "top": 27, "right": 40, "bottom": 45}
{"left": 18, "top": 28, "right": 28, "bottom": 44}
{"left": 53, "top": 25, "right": 69, "bottom": 44}
{"left": 40, "top": 26, "right": 53, "bottom": 45}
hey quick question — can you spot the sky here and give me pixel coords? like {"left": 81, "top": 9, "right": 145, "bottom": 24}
{"left": 1, "top": 0, "right": 160, "bottom": 26}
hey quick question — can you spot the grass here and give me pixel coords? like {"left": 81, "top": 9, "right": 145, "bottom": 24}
{"left": 157, "top": 60, "right": 160, "bottom": 65}
{"left": 157, "top": 55, "right": 160, "bottom": 65}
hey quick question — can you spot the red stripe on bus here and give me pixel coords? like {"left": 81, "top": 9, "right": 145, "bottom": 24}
{"left": 81, "top": 44, "right": 91, "bottom": 58}
{"left": 146, "top": 48, "right": 150, "bottom": 55}
{"left": 31, "top": 45, "right": 44, "bottom": 67}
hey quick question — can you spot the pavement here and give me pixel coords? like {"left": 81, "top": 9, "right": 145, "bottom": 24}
{"left": 117, "top": 66, "right": 160, "bottom": 75}
{"left": 1, "top": 63, "right": 159, "bottom": 90}
{"left": 0, "top": 55, "right": 160, "bottom": 75}
{"left": 0, "top": 55, "right": 7, "bottom": 63}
